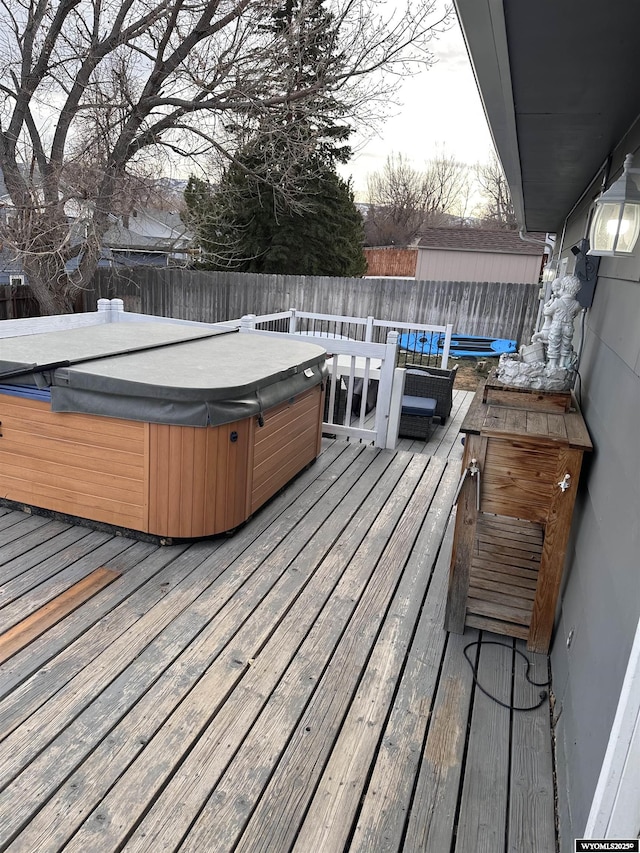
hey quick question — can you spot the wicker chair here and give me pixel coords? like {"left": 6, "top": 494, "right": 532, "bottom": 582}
{"left": 403, "top": 365, "right": 458, "bottom": 424}
{"left": 399, "top": 394, "right": 437, "bottom": 440}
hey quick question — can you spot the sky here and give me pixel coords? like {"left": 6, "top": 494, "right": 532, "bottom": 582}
{"left": 337, "top": 13, "right": 495, "bottom": 199}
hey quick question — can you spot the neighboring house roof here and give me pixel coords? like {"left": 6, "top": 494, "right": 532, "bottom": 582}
{"left": 102, "top": 210, "right": 192, "bottom": 253}
{"left": 0, "top": 171, "right": 193, "bottom": 278}
{"left": 0, "top": 244, "right": 24, "bottom": 276}
{"left": 64, "top": 209, "right": 193, "bottom": 272}
{"left": 417, "top": 227, "right": 547, "bottom": 255}
{"left": 101, "top": 226, "right": 190, "bottom": 253}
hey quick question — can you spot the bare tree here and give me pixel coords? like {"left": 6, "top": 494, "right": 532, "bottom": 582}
{"left": 474, "top": 151, "right": 517, "bottom": 229}
{"left": 365, "top": 153, "right": 427, "bottom": 245}
{"left": 365, "top": 149, "right": 469, "bottom": 245}
{"left": 0, "top": 0, "right": 449, "bottom": 314}
{"left": 423, "top": 147, "right": 469, "bottom": 215}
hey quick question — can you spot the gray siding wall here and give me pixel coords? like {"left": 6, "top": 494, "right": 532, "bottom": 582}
{"left": 87, "top": 268, "right": 539, "bottom": 343}
{"left": 552, "top": 186, "right": 640, "bottom": 847}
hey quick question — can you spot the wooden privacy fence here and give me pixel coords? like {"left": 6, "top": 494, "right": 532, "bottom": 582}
{"left": 86, "top": 268, "right": 540, "bottom": 345}
{"left": 0, "top": 285, "right": 39, "bottom": 321}
{"left": 363, "top": 247, "right": 417, "bottom": 277}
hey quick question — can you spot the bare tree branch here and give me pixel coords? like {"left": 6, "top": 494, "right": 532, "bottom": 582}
{"left": 474, "top": 150, "right": 517, "bottom": 229}
{"left": 365, "top": 148, "right": 468, "bottom": 245}
{"left": 0, "top": 0, "right": 451, "bottom": 312}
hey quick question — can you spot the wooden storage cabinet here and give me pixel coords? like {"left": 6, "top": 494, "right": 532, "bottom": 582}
{"left": 445, "top": 382, "right": 592, "bottom": 653}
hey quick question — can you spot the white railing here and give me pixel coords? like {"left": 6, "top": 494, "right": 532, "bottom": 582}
{"left": 225, "top": 307, "right": 454, "bottom": 369}
{"left": 101, "top": 299, "right": 238, "bottom": 330}
{"left": 239, "top": 314, "right": 404, "bottom": 449}
{"left": 0, "top": 299, "right": 413, "bottom": 449}
{"left": 0, "top": 298, "right": 235, "bottom": 337}
{"left": 0, "top": 299, "right": 114, "bottom": 338}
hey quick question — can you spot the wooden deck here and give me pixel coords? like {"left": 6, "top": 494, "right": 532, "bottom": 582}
{"left": 0, "top": 388, "right": 556, "bottom": 853}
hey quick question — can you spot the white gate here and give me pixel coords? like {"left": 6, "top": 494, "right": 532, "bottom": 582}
{"left": 238, "top": 315, "right": 405, "bottom": 449}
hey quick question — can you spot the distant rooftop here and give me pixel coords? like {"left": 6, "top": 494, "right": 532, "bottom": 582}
{"left": 418, "top": 227, "right": 548, "bottom": 256}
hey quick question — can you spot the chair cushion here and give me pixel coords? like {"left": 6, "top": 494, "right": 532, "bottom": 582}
{"left": 401, "top": 395, "right": 437, "bottom": 417}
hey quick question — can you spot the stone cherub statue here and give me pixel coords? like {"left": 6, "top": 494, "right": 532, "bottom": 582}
{"left": 545, "top": 275, "right": 582, "bottom": 368}
{"left": 496, "top": 274, "right": 583, "bottom": 391}
{"left": 532, "top": 276, "right": 562, "bottom": 347}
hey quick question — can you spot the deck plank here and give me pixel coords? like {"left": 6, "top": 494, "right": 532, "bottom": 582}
{"left": 508, "top": 642, "right": 556, "bottom": 853}
{"left": 291, "top": 458, "right": 454, "bottom": 852}
{"left": 1, "top": 445, "right": 396, "bottom": 851}
{"left": 429, "top": 389, "right": 475, "bottom": 460}
{"left": 0, "top": 442, "right": 348, "bottom": 710}
{"left": 0, "top": 567, "right": 120, "bottom": 664}
{"left": 403, "top": 629, "right": 478, "bottom": 853}
{"left": 0, "top": 544, "right": 209, "bottom": 784}
{"left": 348, "top": 503, "right": 459, "bottom": 853}
{"left": 0, "top": 526, "right": 99, "bottom": 604}
{"left": 230, "top": 455, "right": 433, "bottom": 853}
{"left": 397, "top": 389, "right": 473, "bottom": 460}
{"left": 120, "top": 451, "right": 415, "bottom": 853}
{"left": 0, "top": 387, "right": 557, "bottom": 853}
{"left": 0, "top": 539, "right": 170, "bottom": 701}
{"left": 454, "top": 637, "right": 513, "bottom": 853}
{"left": 64, "top": 451, "right": 423, "bottom": 853}
{"left": 0, "top": 515, "right": 69, "bottom": 577}
{"left": 0, "top": 534, "right": 134, "bottom": 632}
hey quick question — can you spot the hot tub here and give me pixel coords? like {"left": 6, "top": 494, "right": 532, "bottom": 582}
{"left": 0, "top": 323, "right": 327, "bottom": 539}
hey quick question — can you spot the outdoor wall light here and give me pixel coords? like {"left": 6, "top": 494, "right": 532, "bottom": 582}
{"left": 588, "top": 153, "right": 640, "bottom": 256}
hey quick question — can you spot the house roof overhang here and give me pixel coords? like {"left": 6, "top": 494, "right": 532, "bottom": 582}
{"left": 454, "top": 0, "right": 640, "bottom": 233}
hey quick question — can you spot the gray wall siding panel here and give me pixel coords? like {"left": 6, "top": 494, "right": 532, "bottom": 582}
{"left": 588, "top": 273, "right": 640, "bottom": 373}
{"left": 552, "top": 271, "right": 640, "bottom": 847}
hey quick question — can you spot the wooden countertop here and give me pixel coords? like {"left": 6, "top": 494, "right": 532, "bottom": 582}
{"left": 460, "top": 380, "right": 593, "bottom": 451}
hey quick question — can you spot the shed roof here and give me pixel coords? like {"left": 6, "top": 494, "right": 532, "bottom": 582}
{"left": 417, "top": 227, "right": 547, "bottom": 255}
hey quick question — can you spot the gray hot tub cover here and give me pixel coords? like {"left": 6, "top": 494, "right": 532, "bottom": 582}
{"left": 0, "top": 323, "right": 328, "bottom": 427}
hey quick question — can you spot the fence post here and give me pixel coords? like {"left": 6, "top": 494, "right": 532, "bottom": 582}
{"left": 386, "top": 368, "right": 406, "bottom": 449}
{"left": 289, "top": 308, "right": 297, "bottom": 333}
{"left": 373, "top": 329, "right": 399, "bottom": 448}
{"left": 441, "top": 323, "right": 454, "bottom": 368}
{"left": 240, "top": 314, "right": 256, "bottom": 333}
{"left": 365, "top": 316, "right": 374, "bottom": 342}
{"left": 111, "top": 298, "right": 124, "bottom": 320}
{"left": 97, "top": 298, "right": 125, "bottom": 322}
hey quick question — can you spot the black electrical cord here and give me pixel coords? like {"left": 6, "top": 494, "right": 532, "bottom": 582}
{"left": 463, "top": 640, "right": 551, "bottom": 712}
{"left": 574, "top": 367, "right": 583, "bottom": 409}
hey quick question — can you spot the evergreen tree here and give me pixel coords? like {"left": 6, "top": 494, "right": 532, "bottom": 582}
{"left": 184, "top": 0, "right": 366, "bottom": 277}
{"left": 185, "top": 165, "right": 366, "bottom": 276}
